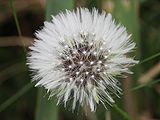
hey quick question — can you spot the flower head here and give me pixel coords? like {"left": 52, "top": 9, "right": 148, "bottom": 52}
{"left": 27, "top": 8, "right": 138, "bottom": 111}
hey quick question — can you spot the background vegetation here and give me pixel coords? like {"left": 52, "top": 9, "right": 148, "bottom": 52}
{"left": 0, "top": 0, "right": 160, "bottom": 120}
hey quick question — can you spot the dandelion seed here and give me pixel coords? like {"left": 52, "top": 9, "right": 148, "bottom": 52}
{"left": 73, "top": 51, "right": 76, "bottom": 54}
{"left": 105, "top": 64, "right": 108, "bottom": 67}
{"left": 104, "top": 55, "right": 108, "bottom": 59}
{"left": 68, "top": 65, "right": 72, "bottom": 68}
{"left": 27, "top": 8, "right": 138, "bottom": 112}
{"left": 80, "top": 79, "right": 84, "bottom": 83}
{"left": 86, "top": 71, "right": 89, "bottom": 75}
{"left": 89, "top": 42, "right": 93, "bottom": 46}
{"left": 64, "top": 45, "right": 68, "bottom": 48}
{"left": 66, "top": 56, "right": 70, "bottom": 59}
{"left": 98, "top": 60, "right": 102, "bottom": 64}
{"left": 82, "top": 51, "right": 87, "bottom": 54}
{"left": 93, "top": 52, "right": 97, "bottom": 55}
{"left": 76, "top": 71, "right": 79, "bottom": 75}
{"left": 79, "top": 61, "right": 83, "bottom": 64}
{"left": 90, "top": 61, "right": 94, "bottom": 65}
{"left": 100, "top": 47, "right": 103, "bottom": 50}
{"left": 91, "top": 75, "right": 95, "bottom": 78}
{"left": 69, "top": 78, "right": 73, "bottom": 81}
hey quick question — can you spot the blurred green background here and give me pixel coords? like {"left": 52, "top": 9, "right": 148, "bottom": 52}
{"left": 0, "top": 0, "right": 160, "bottom": 120}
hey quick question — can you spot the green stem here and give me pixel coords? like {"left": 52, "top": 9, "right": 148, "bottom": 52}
{"left": 131, "top": 79, "right": 160, "bottom": 91}
{"left": 112, "top": 104, "right": 131, "bottom": 120}
{"left": 9, "top": 0, "right": 26, "bottom": 52}
{"left": 0, "top": 83, "right": 33, "bottom": 112}
{"left": 139, "top": 52, "right": 160, "bottom": 64}
{"left": 35, "top": 88, "right": 57, "bottom": 120}
{"left": 9, "top": 0, "right": 21, "bottom": 36}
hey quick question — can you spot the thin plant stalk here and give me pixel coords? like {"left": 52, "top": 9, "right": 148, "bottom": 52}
{"left": 0, "top": 83, "right": 33, "bottom": 112}
{"left": 9, "top": 0, "right": 26, "bottom": 52}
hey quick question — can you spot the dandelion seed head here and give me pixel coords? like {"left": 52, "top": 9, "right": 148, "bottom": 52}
{"left": 27, "top": 8, "right": 138, "bottom": 111}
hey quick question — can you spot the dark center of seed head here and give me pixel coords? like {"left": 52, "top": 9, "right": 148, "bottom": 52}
{"left": 60, "top": 42, "right": 107, "bottom": 86}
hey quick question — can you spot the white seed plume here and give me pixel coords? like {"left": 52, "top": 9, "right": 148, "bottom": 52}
{"left": 27, "top": 8, "right": 138, "bottom": 111}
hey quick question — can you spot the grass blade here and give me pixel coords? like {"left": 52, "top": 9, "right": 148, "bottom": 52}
{"left": 112, "top": 104, "right": 131, "bottom": 120}
{"left": 9, "top": 0, "right": 21, "bottom": 36}
{"left": 131, "top": 79, "right": 160, "bottom": 91}
{"left": 9, "top": 0, "right": 26, "bottom": 52}
{"left": 139, "top": 52, "right": 160, "bottom": 64}
{"left": 0, "top": 83, "right": 33, "bottom": 112}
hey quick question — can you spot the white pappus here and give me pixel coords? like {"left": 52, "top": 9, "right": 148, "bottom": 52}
{"left": 27, "top": 8, "right": 138, "bottom": 112}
